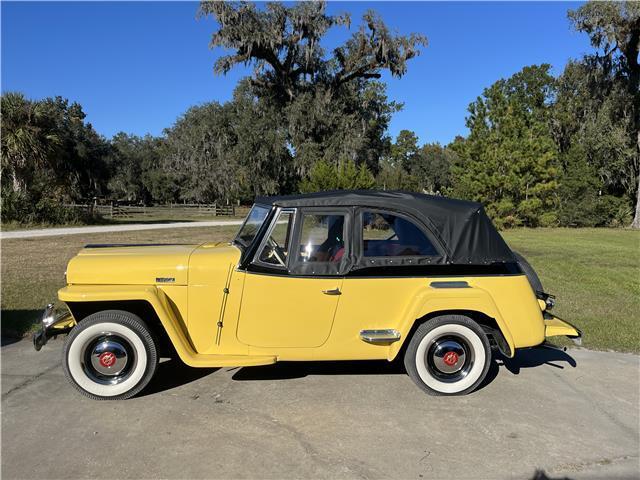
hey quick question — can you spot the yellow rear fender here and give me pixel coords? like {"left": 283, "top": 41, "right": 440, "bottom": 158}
{"left": 388, "top": 286, "right": 516, "bottom": 361}
{"left": 58, "top": 285, "right": 200, "bottom": 366}
{"left": 544, "top": 314, "right": 582, "bottom": 345}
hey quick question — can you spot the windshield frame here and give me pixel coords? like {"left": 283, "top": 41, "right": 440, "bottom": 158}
{"left": 233, "top": 204, "right": 272, "bottom": 250}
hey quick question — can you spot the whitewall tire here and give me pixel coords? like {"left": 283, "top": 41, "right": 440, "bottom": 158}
{"left": 404, "top": 315, "right": 491, "bottom": 396}
{"left": 62, "top": 310, "right": 158, "bottom": 400}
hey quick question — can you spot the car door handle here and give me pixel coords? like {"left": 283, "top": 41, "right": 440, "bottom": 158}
{"left": 322, "top": 288, "right": 341, "bottom": 296}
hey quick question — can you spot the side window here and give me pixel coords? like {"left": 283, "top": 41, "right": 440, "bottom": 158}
{"left": 298, "top": 213, "right": 346, "bottom": 263}
{"left": 258, "top": 210, "right": 294, "bottom": 267}
{"left": 362, "top": 211, "right": 437, "bottom": 257}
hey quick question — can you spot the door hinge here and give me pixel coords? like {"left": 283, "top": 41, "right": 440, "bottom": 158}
{"left": 216, "top": 265, "right": 234, "bottom": 345}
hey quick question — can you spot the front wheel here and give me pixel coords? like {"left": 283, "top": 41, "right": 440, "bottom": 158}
{"left": 62, "top": 310, "right": 158, "bottom": 400}
{"left": 404, "top": 315, "right": 491, "bottom": 396}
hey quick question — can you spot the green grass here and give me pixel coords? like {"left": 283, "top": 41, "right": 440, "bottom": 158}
{"left": 502, "top": 228, "right": 639, "bottom": 353}
{"left": 2, "top": 227, "right": 638, "bottom": 353}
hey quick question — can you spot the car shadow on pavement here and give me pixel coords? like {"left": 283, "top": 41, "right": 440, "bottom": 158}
{"left": 137, "top": 347, "right": 577, "bottom": 397}
{"left": 1, "top": 335, "right": 22, "bottom": 347}
{"left": 496, "top": 346, "right": 577, "bottom": 375}
{"left": 138, "top": 358, "right": 219, "bottom": 397}
{"left": 530, "top": 469, "right": 571, "bottom": 480}
{"left": 1, "top": 308, "right": 41, "bottom": 344}
{"left": 230, "top": 347, "right": 576, "bottom": 391}
{"left": 231, "top": 359, "right": 406, "bottom": 382}
{"left": 230, "top": 357, "right": 503, "bottom": 392}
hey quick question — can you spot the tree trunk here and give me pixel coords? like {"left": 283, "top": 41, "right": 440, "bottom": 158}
{"left": 633, "top": 131, "right": 640, "bottom": 229}
{"left": 633, "top": 174, "right": 640, "bottom": 229}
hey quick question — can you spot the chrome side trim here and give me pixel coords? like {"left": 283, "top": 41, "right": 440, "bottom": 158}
{"left": 322, "top": 288, "right": 342, "bottom": 295}
{"left": 360, "top": 329, "right": 401, "bottom": 344}
{"left": 430, "top": 281, "right": 469, "bottom": 289}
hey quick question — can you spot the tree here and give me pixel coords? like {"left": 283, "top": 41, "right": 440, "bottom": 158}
{"left": 163, "top": 102, "right": 241, "bottom": 203}
{"left": 388, "top": 130, "right": 420, "bottom": 168}
{"left": 553, "top": 59, "right": 636, "bottom": 225}
{"left": 376, "top": 157, "right": 419, "bottom": 191}
{"left": 449, "top": 65, "right": 559, "bottom": 227}
{"left": 162, "top": 80, "right": 295, "bottom": 203}
{"left": 0, "top": 93, "right": 110, "bottom": 202}
{"left": 1, "top": 92, "right": 111, "bottom": 224}
{"left": 198, "top": 1, "right": 425, "bottom": 176}
{"left": 299, "top": 159, "right": 375, "bottom": 193}
{"left": 228, "top": 80, "right": 297, "bottom": 198}
{"left": 567, "top": 1, "right": 640, "bottom": 227}
{"left": 200, "top": 1, "right": 426, "bottom": 101}
{"left": 413, "top": 143, "right": 454, "bottom": 194}
{"left": 0, "top": 92, "right": 56, "bottom": 194}
{"left": 107, "top": 133, "right": 162, "bottom": 204}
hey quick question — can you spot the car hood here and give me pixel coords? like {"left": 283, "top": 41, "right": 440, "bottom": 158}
{"left": 66, "top": 243, "right": 217, "bottom": 286}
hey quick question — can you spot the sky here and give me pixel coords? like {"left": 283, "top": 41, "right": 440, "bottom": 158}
{"left": 1, "top": 1, "right": 592, "bottom": 145}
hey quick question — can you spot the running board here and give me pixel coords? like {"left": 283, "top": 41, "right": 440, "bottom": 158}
{"left": 360, "top": 329, "right": 401, "bottom": 344}
{"left": 187, "top": 354, "right": 277, "bottom": 368}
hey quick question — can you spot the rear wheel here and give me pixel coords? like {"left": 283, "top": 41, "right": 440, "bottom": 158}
{"left": 404, "top": 315, "right": 491, "bottom": 396}
{"left": 62, "top": 310, "right": 158, "bottom": 400}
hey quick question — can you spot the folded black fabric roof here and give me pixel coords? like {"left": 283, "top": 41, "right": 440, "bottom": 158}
{"left": 256, "top": 190, "right": 515, "bottom": 265}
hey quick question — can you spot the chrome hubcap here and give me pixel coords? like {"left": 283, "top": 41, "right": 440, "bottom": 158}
{"left": 82, "top": 334, "right": 136, "bottom": 385}
{"left": 90, "top": 339, "right": 128, "bottom": 376}
{"left": 431, "top": 339, "right": 466, "bottom": 374}
{"left": 425, "top": 334, "right": 474, "bottom": 383}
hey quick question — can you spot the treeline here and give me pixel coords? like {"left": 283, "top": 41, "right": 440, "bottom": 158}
{"left": 1, "top": 1, "right": 638, "bottom": 228}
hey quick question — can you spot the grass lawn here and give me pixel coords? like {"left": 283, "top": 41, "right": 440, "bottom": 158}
{"left": 502, "top": 228, "right": 639, "bottom": 353}
{"left": 1, "top": 227, "right": 638, "bottom": 353}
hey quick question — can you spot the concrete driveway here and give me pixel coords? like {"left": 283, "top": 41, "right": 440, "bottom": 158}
{"left": 2, "top": 338, "right": 638, "bottom": 480}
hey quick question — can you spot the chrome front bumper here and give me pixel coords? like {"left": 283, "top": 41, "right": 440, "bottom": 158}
{"left": 32, "top": 303, "right": 75, "bottom": 351}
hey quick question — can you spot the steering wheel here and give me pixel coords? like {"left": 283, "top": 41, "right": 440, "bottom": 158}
{"left": 266, "top": 237, "right": 286, "bottom": 266}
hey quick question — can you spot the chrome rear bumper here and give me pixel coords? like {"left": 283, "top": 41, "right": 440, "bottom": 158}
{"left": 33, "top": 303, "right": 75, "bottom": 351}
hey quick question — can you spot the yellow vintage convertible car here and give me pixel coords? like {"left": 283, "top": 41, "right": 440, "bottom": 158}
{"left": 34, "top": 191, "right": 581, "bottom": 399}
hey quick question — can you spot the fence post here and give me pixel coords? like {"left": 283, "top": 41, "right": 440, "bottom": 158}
{"left": 110, "top": 203, "right": 113, "bottom": 219}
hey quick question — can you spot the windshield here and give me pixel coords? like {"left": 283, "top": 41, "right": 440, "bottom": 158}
{"left": 234, "top": 204, "right": 270, "bottom": 249}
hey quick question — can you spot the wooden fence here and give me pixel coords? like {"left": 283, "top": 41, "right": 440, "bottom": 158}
{"left": 66, "top": 203, "right": 236, "bottom": 219}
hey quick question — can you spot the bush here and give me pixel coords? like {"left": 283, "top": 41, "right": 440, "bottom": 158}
{"left": 594, "top": 195, "right": 633, "bottom": 227}
{"left": 1, "top": 191, "right": 101, "bottom": 226}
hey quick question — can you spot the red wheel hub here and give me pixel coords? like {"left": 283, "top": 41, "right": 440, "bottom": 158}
{"left": 99, "top": 351, "right": 116, "bottom": 368}
{"left": 443, "top": 351, "right": 459, "bottom": 366}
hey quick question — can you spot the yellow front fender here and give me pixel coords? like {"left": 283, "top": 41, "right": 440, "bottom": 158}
{"left": 58, "top": 285, "right": 263, "bottom": 367}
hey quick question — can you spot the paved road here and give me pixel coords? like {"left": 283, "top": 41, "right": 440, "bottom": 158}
{"left": 2, "top": 339, "right": 638, "bottom": 479}
{"left": 0, "top": 220, "right": 244, "bottom": 240}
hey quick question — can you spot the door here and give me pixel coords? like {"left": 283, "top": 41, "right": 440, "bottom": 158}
{"left": 335, "top": 210, "right": 441, "bottom": 338}
{"left": 237, "top": 210, "right": 348, "bottom": 348}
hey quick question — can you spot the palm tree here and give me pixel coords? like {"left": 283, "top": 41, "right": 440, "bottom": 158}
{"left": 1, "top": 92, "right": 57, "bottom": 193}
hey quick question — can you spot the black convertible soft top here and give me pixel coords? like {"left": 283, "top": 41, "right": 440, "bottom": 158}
{"left": 256, "top": 190, "right": 516, "bottom": 266}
